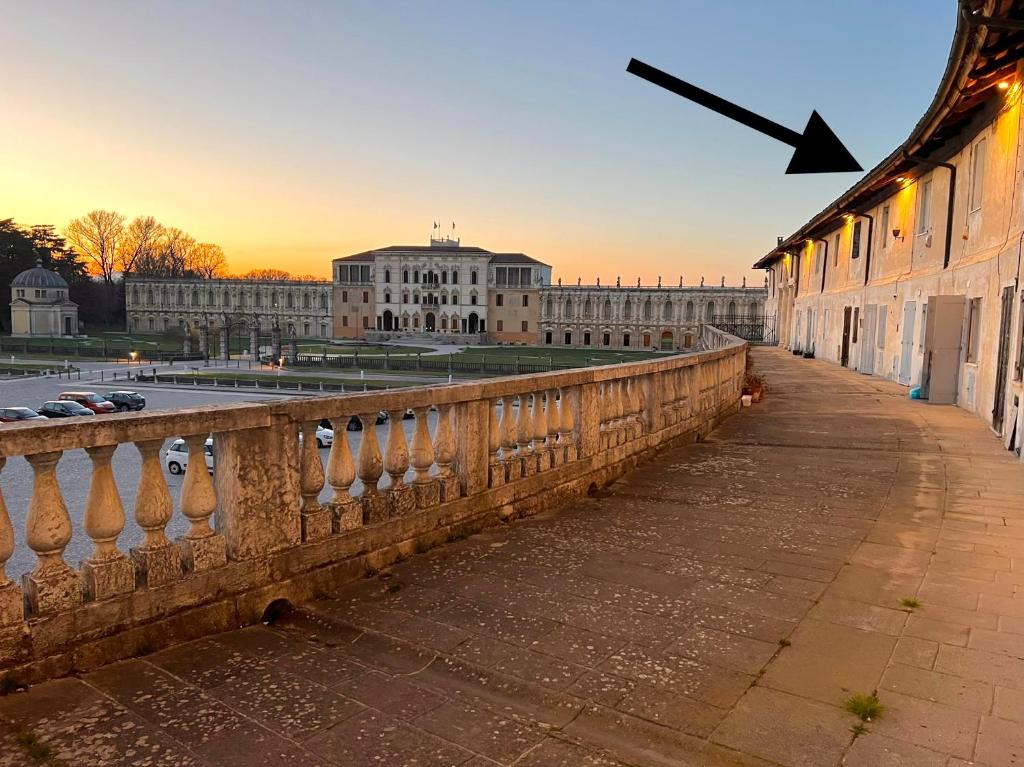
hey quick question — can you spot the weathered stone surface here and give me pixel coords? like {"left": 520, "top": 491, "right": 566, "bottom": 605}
{"left": 21, "top": 566, "right": 80, "bottom": 616}
{"left": 131, "top": 542, "right": 182, "bottom": 588}
{"left": 438, "top": 475, "right": 461, "bottom": 503}
{"left": 387, "top": 484, "right": 416, "bottom": 518}
{"left": 413, "top": 480, "right": 440, "bottom": 509}
{"left": 80, "top": 555, "right": 134, "bottom": 602}
{"left": 0, "top": 582, "right": 23, "bottom": 627}
{"left": 361, "top": 492, "right": 388, "bottom": 525}
{"left": 178, "top": 533, "right": 227, "bottom": 574}
{"left": 330, "top": 497, "right": 362, "bottom": 532}
{"left": 300, "top": 505, "right": 333, "bottom": 542}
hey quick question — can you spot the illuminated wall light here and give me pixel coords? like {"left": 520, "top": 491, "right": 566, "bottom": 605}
{"left": 998, "top": 81, "right": 1011, "bottom": 91}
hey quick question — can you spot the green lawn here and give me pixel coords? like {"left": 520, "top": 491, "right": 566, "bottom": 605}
{"left": 298, "top": 344, "right": 433, "bottom": 357}
{"left": 166, "top": 370, "right": 413, "bottom": 389}
{"left": 450, "top": 346, "right": 667, "bottom": 366}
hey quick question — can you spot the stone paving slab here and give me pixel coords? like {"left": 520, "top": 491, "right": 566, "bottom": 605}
{"left": 1, "top": 348, "right": 1023, "bottom": 765}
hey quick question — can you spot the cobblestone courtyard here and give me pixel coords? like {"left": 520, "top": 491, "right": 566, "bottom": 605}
{"left": 2, "top": 348, "right": 1023, "bottom": 766}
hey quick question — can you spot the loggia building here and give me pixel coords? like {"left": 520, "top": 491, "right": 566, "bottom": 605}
{"left": 755, "top": 1, "right": 1024, "bottom": 455}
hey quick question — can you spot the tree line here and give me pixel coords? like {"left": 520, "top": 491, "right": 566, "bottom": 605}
{"left": 1, "top": 210, "right": 319, "bottom": 332}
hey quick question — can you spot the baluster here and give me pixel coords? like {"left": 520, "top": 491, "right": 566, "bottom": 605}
{"left": 299, "top": 422, "right": 330, "bottom": 541}
{"left": 515, "top": 393, "right": 534, "bottom": 476}
{"left": 178, "top": 435, "right": 226, "bottom": 573}
{"left": 532, "top": 391, "right": 548, "bottom": 471}
{"left": 131, "top": 439, "right": 181, "bottom": 587}
{"left": 627, "top": 378, "right": 642, "bottom": 439}
{"left": 434, "top": 404, "right": 459, "bottom": 501}
{"left": 611, "top": 381, "right": 625, "bottom": 446}
{"left": 558, "top": 386, "right": 577, "bottom": 462}
{"left": 385, "top": 410, "right": 414, "bottom": 516}
{"left": 81, "top": 444, "right": 134, "bottom": 600}
{"left": 0, "top": 458, "right": 22, "bottom": 627}
{"left": 499, "top": 395, "right": 519, "bottom": 482}
{"left": 357, "top": 413, "right": 387, "bottom": 523}
{"left": 546, "top": 388, "right": 561, "bottom": 466}
{"left": 488, "top": 398, "right": 504, "bottom": 487}
{"left": 327, "top": 419, "right": 361, "bottom": 530}
{"left": 662, "top": 371, "right": 676, "bottom": 425}
{"left": 409, "top": 407, "right": 440, "bottom": 507}
{"left": 23, "top": 451, "right": 80, "bottom": 615}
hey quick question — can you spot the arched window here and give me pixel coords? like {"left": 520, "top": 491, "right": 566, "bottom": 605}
{"left": 384, "top": 292, "right": 391, "bottom": 304}
{"left": 749, "top": 302, "right": 759, "bottom": 318}
{"left": 384, "top": 269, "right": 391, "bottom": 283}
{"left": 451, "top": 293, "right": 459, "bottom": 305}
{"left": 584, "top": 299, "right": 592, "bottom": 318}
{"left": 240, "top": 293, "right": 247, "bottom": 308}
{"left": 146, "top": 288, "right": 153, "bottom": 305}
{"left": 271, "top": 290, "right": 278, "bottom": 307}
{"left": 303, "top": 293, "right": 310, "bottom": 309}
{"left": 286, "top": 292, "right": 294, "bottom": 309}
{"left": 441, "top": 271, "right": 448, "bottom": 285}
{"left": 643, "top": 299, "right": 652, "bottom": 320}
{"left": 413, "top": 270, "right": 419, "bottom": 283}
{"left": 663, "top": 300, "right": 672, "bottom": 320}
{"left": 191, "top": 289, "right": 198, "bottom": 306}
{"left": 623, "top": 299, "right": 632, "bottom": 320}
{"left": 452, "top": 270, "right": 459, "bottom": 284}
{"left": 686, "top": 300, "right": 695, "bottom": 320}
{"left": 564, "top": 299, "right": 573, "bottom": 318}
{"left": 545, "top": 298, "right": 553, "bottom": 316}
{"left": 223, "top": 289, "right": 230, "bottom": 307}
{"left": 603, "top": 300, "right": 612, "bottom": 320}
{"left": 131, "top": 287, "right": 139, "bottom": 304}
{"left": 319, "top": 293, "right": 327, "bottom": 310}
{"left": 705, "top": 302, "right": 714, "bottom": 321}
{"left": 471, "top": 270, "right": 478, "bottom": 285}
{"left": 402, "top": 270, "right": 409, "bottom": 283}
{"left": 728, "top": 300, "right": 737, "bottom": 315}
{"left": 176, "top": 289, "right": 184, "bottom": 306}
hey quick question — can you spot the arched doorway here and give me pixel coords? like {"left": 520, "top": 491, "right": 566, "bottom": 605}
{"left": 425, "top": 312, "right": 436, "bottom": 332}
{"left": 383, "top": 310, "right": 394, "bottom": 331}
{"left": 468, "top": 312, "right": 479, "bottom": 333}
{"left": 660, "top": 331, "right": 673, "bottom": 350}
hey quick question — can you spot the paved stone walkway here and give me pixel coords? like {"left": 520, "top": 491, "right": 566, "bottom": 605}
{"left": 2, "top": 348, "right": 1023, "bottom": 766}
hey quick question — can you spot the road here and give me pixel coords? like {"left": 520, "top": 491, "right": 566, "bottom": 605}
{"left": 0, "top": 375, "right": 439, "bottom": 580}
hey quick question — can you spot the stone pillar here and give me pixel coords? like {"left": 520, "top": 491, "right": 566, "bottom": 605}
{"left": 182, "top": 331, "right": 192, "bottom": 356}
{"left": 199, "top": 324, "right": 209, "bottom": 359}
{"left": 455, "top": 399, "right": 489, "bottom": 497}
{"left": 214, "top": 418, "right": 301, "bottom": 560}
{"left": 219, "top": 326, "right": 229, "bottom": 363}
{"left": 131, "top": 439, "right": 181, "bottom": 587}
{"left": 271, "top": 325, "right": 282, "bottom": 363}
{"left": 249, "top": 325, "right": 259, "bottom": 360}
{"left": 299, "top": 422, "right": 331, "bottom": 541}
{"left": 326, "top": 422, "right": 361, "bottom": 531}
{"left": 0, "top": 459, "right": 23, "bottom": 628}
{"left": 287, "top": 335, "right": 298, "bottom": 364}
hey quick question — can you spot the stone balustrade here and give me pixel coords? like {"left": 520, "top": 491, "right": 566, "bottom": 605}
{"left": 0, "top": 326, "right": 744, "bottom": 683}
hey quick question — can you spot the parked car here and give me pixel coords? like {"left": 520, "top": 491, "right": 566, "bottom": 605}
{"left": 58, "top": 391, "right": 116, "bottom": 414}
{"left": 298, "top": 424, "right": 334, "bottom": 448}
{"left": 345, "top": 411, "right": 389, "bottom": 431}
{"left": 39, "top": 401, "right": 95, "bottom": 418}
{"left": 164, "top": 437, "right": 214, "bottom": 475}
{"left": 104, "top": 391, "right": 146, "bottom": 412}
{"left": 0, "top": 407, "right": 47, "bottom": 423}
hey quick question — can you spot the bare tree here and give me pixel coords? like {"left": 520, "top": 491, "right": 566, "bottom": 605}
{"left": 65, "top": 210, "right": 125, "bottom": 284}
{"left": 160, "top": 227, "right": 198, "bottom": 276}
{"left": 239, "top": 268, "right": 294, "bottom": 280}
{"left": 117, "top": 215, "right": 164, "bottom": 275}
{"left": 190, "top": 243, "right": 227, "bottom": 279}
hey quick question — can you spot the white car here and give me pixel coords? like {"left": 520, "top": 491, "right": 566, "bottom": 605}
{"left": 165, "top": 437, "right": 214, "bottom": 475}
{"left": 299, "top": 424, "right": 334, "bottom": 448}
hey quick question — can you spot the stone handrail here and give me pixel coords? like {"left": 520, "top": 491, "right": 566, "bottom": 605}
{"left": 0, "top": 326, "right": 745, "bottom": 682}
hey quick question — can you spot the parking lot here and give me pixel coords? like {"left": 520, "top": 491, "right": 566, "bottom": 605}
{"left": 0, "top": 377, "right": 431, "bottom": 580}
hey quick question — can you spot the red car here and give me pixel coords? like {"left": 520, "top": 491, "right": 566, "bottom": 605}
{"left": 58, "top": 391, "right": 116, "bottom": 414}
{"left": 0, "top": 407, "right": 47, "bottom": 423}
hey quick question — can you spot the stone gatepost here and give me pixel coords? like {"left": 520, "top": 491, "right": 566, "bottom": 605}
{"left": 287, "top": 336, "right": 298, "bottom": 364}
{"left": 199, "top": 325, "right": 209, "bottom": 359}
{"left": 249, "top": 326, "right": 259, "bottom": 360}
{"left": 271, "top": 326, "right": 282, "bottom": 362}
{"left": 219, "top": 326, "right": 229, "bottom": 363}
{"left": 182, "top": 332, "right": 192, "bottom": 356}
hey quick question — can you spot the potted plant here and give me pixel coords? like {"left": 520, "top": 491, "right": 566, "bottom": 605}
{"left": 743, "top": 369, "right": 766, "bottom": 403}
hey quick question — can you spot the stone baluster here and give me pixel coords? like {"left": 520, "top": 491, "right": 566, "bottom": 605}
{"left": 132, "top": 439, "right": 181, "bottom": 587}
{"left": 82, "top": 444, "right": 134, "bottom": 601}
{"left": 661, "top": 371, "right": 676, "bottom": 425}
{"left": 23, "top": 451, "right": 80, "bottom": 615}
{"left": 546, "top": 388, "right": 561, "bottom": 466}
{"left": 499, "top": 395, "right": 519, "bottom": 482}
{"left": 0, "top": 459, "right": 22, "bottom": 628}
{"left": 628, "top": 378, "right": 643, "bottom": 439}
{"left": 299, "top": 422, "right": 330, "bottom": 541}
{"left": 532, "top": 391, "right": 548, "bottom": 471}
{"left": 515, "top": 393, "right": 534, "bottom": 476}
{"left": 611, "top": 381, "right": 625, "bottom": 446}
{"left": 558, "top": 386, "right": 577, "bottom": 462}
{"left": 327, "top": 420, "right": 361, "bottom": 531}
{"left": 357, "top": 413, "right": 387, "bottom": 523}
{"left": 409, "top": 407, "right": 439, "bottom": 507}
{"left": 488, "top": 398, "right": 504, "bottom": 487}
{"left": 178, "top": 435, "right": 227, "bottom": 573}
{"left": 434, "top": 404, "right": 460, "bottom": 502}
{"left": 385, "top": 411, "right": 414, "bottom": 516}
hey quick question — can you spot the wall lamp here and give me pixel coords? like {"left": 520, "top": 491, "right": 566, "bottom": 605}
{"left": 892, "top": 228, "right": 905, "bottom": 242}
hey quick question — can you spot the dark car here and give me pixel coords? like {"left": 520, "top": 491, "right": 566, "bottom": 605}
{"left": 0, "top": 407, "right": 47, "bottom": 423}
{"left": 39, "top": 401, "right": 95, "bottom": 418}
{"left": 345, "top": 411, "right": 389, "bottom": 431}
{"left": 104, "top": 391, "right": 146, "bottom": 412}
{"left": 58, "top": 391, "right": 116, "bottom": 414}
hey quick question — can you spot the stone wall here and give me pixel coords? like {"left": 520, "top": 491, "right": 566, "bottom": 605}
{"left": 0, "top": 326, "right": 745, "bottom": 684}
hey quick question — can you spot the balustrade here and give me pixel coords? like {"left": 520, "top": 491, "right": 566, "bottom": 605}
{"left": 0, "top": 326, "right": 745, "bottom": 676}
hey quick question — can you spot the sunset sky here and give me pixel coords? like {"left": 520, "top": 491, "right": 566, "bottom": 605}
{"left": 2, "top": 1, "right": 955, "bottom": 285}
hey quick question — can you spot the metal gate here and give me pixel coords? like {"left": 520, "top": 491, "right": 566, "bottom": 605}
{"left": 711, "top": 314, "right": 778, "bottom": 345}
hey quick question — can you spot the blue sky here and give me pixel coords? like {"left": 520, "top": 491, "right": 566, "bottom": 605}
{"left": 0, "top": 1, "right": 957, "bottom": 283}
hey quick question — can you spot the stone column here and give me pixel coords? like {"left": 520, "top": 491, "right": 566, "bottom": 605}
{"left": 249, "top": 325, "right": 259, "bottom": 361}
{"left": 327, "top": 423, "right": 361, "bottom": 531}
{"left": 219, "top": 326, "right": 229, "bottom": 363}
{"left": 81, "top": 444, "right": 134, "bottom": 601}
{"left": 357, "top": 413, "right": 387, "bottom": 523}
{"left": 0, "top": 458, "right": 23, "bottom": 628}
{"left": 384, "top": 412, "right": 414, "bottom": 516}
{"left": 299, "top": 422, "right": 330, "bottom": 541}
{"left": 288, "top": 335, "right": 298, "bottom": 364}
{"left": 199, "top": 324, "right": 209, "bottom": 359}
{"left": 455, "top": 399, "right": 489, "bottom": 498}
{"left": 23, "top": 451, "right": 81, "bottom": 615}
{"left": 409, "top": 407, "right": 439, "bottom": 508}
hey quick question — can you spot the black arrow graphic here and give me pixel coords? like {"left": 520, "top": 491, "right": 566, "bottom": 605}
{"left": 626, "top": 58, "right": 862, "bottom": 175}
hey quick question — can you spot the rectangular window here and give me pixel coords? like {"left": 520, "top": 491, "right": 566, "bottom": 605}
{"left": 362, "top": 291, "right": 369, "bottom": 303}
{"left": 970, "top": 137, "right": 987, "bottom": 213}
{"left": 360, "top": 265, "right": 371, "bottom": 282}
{"left": 603, "top": 333, "right": 610, "bottom": 346}
{"left": 522, "top": 294, "right": 529, "bottom": 307}
{"left": 851, "top": 221, "right": 862, "bottom": 259}
{"left": 623, "top": 333, "right": 631, "bottom": 347}
{"left": 583, "top": 331, "right": 591, "bottom": 345}
{"left": 495, "top": 267, "right": 507, "bottom": 286}
{"left": 545, "top": 331, "right": 552, "bottom": 344}
{"left": 362, "top": 316, "right": 369, "bottom": 329}
{"left": 917, "top": 179, "right": 932, "bottom": 234}
{"left": 833, "top": 234, "right": 840, "bottom": 266}
{"left": 496, "top": 294, "right": 504, "bottom": 307}
{"left": 496, "top": 320, "right": 504, "bottom": 331}
{"left": 521, "top": 320, "right": 528, "bottom": 332}
{"left": 564, "top": 331, "right": 572, "bottom": 345}
{"left": 966, "top": 297, "right": 982, "bottom": 363}
{"left": 471, "top": 295, "right": 478, "bottom": 305}
{"left": 880, "top": 204, "right": 890, "bottom": 249}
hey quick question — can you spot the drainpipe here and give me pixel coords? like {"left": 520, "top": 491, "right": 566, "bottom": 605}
{"left": 904, "top": 152, "right": 956, "bottom": 269}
